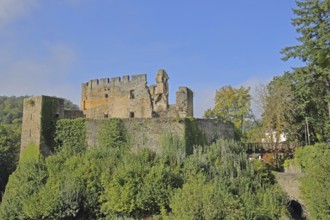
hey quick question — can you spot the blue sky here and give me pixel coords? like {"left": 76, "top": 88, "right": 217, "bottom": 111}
{"left": 0, "top": 0, "right": 302, "bottom": 117}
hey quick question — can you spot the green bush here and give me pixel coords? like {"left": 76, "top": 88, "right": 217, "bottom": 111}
{"left": 0, "top": 131, "right": 287, "bottom": 219}
{"left": 294, "top": 144, "right": 330, "bottom": 219}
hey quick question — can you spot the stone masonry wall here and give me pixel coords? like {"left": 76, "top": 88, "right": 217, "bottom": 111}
{"left": 86, "top": 118, "right": 185, "bottom": 154}
{"left": 81, "top": 70, "right": 194, "bottom": 119}
{"left": 85, "top": 118, "right": 234, "bottom": 154}
{"left": 21, "top": 97, "right": 43, "bottom": 154}
{"left": 20, "top": 96, "right": 65, "bottom": 155}
{"left": 196, "top": 119, "right": 235, "bottom": 142}
{"left": 81, "top": 74, "right": 153, "bottom": 119}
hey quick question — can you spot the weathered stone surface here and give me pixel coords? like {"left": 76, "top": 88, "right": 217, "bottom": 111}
{"left": 81, "top": 74, "right": 153, "bottom": 119}
{"left": 86, "top": 118, "right": 186, "bottom": 154}
{"left": 196, "top": 119, "right": 235, "bottom": 142}
{"left": 21, "top": 96, "right": 65, "bottom": 155}
{"left": 81, "top": 69, "right": 193, "bottom": 119}
{"left": 20, "top": 69, "right": 235, "bottom": 156}
{"left": 85, "top": 118, "right": 234, "bottom": 154}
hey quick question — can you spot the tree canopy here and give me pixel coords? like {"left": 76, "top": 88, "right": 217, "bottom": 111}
{"left": 204, "top": 86, "right": 251, "bottom": 134}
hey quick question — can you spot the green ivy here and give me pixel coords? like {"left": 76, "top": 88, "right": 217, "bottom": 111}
{"left": 54, "top": 118, "right": 87, "bottom": 152}
{"left": 40, "top": 97, "right": 60, "bottom": 153}
{"left": 98, "top": 119, "right": 127, "bottom": 149}
{"left": 184, "top": 117, "right": 206, "bottom": 155}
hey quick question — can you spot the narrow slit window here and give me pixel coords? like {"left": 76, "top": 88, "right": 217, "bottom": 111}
{"left": 129, "top": 90, "right": 135, "bottom": 99}
{"left": 83, "top": 100, "right": 86, "bottom": 110}
{"left": 129, "top": 112, "right": 134, "bottom": 118}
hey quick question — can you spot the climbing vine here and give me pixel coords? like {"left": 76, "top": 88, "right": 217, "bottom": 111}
{"left": 54, "top": 118, "right": 86, "bottom": 152}
{"left": 41, "top": 97, "right": 60, "bottom": 152}
{"left": 184, "top": 117, "right": 206, "bottom": 155}
{"left": 98, "top": 118, "right": 127, "bottom": 148}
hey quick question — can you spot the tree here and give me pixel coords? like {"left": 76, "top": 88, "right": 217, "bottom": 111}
{"left": 204, "top": 86, "right": 252, "bottom": 134}
{"left": 282, "top": 0, "right": 330, "bottom": 117}
{"left": 258, "top": 74, "right": 298, "bottom": 143}
{"left": 0, "top": 124, "right": 20, "bottom": 200}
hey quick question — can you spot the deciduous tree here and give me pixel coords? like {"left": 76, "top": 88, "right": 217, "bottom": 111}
{"left": 204, "top": 86, "right": 252, "bottom": 134}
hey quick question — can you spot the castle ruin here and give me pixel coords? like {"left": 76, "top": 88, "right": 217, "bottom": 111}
{"left": 81, "top": 69, "right": 193, "bottom": 119}
{"left": 20, "top": 69, "right": 234, "bottom": 155}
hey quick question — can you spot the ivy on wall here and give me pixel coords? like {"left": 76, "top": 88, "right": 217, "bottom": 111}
{"left": 98, "top": 119, "right": 127, "bottom": 149}
{"left": 54, "top": 118, "right": 87, "bottom": 152}
{"left": 41, "top": 98, "right": 60, "bottom": 152}
{"left": 184, "top": 117, "right": 207, "bottom": 155}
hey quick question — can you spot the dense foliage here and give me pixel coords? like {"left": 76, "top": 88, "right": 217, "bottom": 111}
{"left": 0, "top": 124, "right": 21, "bottom": 200}
{"left": 279, "top": 0, "right": 330, "bottom": 143}
{"left": 204, "top": 86, "right": 251, "bottom": 132}
{"left": 0, "top": 96, "right": 80, "bottom": 200}
{"left": 0, "top": 117, "right": 287, "bottom": 219}
{"left": 291, "top": 144, "right": 330, "bottom": 219}
{"left": 0, "top": 96, "right": 27, "bottom": 125}
{"left": 248, "top": 0, "right": 330, "bottom": 144}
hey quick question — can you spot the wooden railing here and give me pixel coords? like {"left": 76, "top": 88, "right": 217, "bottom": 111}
{"left": 243, "top": 142, "right": 300, "bottom": 153}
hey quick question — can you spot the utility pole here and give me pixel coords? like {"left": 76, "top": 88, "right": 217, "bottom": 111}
{"left": 305, "top": 117, "right": 310, "bottom": 146}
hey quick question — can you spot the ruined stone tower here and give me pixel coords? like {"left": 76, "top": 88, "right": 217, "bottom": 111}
{"left": 20, "top": 96, "right": 65, "bottom": 155}
{"left": 81, "top": 69, "right": 193, "bottom": 119}
{"left": 150, "top": 69, "right": 169, "bottom": 113}
{"left": 176, "top": 87, "right": 194, "bottom": 118}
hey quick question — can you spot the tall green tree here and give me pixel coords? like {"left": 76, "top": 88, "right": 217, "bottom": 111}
{"left": 0, "top": 124, "right": 20, "bottom": 200}
{"left": 282, "top": 0, "right": 330, "bottom": 117}
{"left": 259, "top": 74, "right": 298, "bottom": 143}
{"left": 204, "top": 86, "right": 252, "bottom": 134}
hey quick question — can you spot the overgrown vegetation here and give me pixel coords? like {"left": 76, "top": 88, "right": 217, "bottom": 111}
{"left": 287, "top": 144, "right": 330, "bottom": 219}
{"left": 55, "top": 118, "right": 87, "bottom": 151}
{"left": 0, "top": 124, "right": 20, "bottom": 201}
{"left": 0, "top": 118, "right": 288, "bottom": 219}
{"left": 0, "top": 96, "right": 80, "bottom": 200}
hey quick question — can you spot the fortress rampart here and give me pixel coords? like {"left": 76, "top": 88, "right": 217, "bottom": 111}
{"left": 81, "top": 69, "right": 193, "bottom": 119}
{"left": 20, "top": 69, "right": 234, "bottom": 156}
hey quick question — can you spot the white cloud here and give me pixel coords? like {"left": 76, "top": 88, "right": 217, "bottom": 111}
{"left": 0, "top": 43, "right": 81, "bottom": 106}
{"left": 0, "top": 0, "right": 37, "bottom": 29}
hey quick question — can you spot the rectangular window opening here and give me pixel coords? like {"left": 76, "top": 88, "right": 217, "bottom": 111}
{"left": 129, "top": 90, "right": 135, "bottom": 99}
{"left": 104, "top": 113, "right": 109, "bottom": 118}
{"left": 83, "top": 100, "right": 86, "bottom": 110}
{"left": 129, "top": 112, "right": 135, "bottom": 118}
{"left": 105, "top": 94, "right": 109, "bottom": 98}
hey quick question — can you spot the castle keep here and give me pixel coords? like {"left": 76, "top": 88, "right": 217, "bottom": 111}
{"left": 81, "top": 69, "right": 193, "bottom": 119}
{"left": 20, "top": 69, "right": 234, "bottom": 155}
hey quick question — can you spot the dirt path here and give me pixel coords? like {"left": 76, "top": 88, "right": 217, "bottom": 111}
{"left": 275, "top": 172, "right": 309, "bottom": 219}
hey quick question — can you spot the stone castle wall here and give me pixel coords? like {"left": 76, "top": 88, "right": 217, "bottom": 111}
{"left": 20, "top": 96, "right": 235, "bottom": 156}
{"left": 85, "top": 118, "right": 234, "bottom": 154}
{"left": 81, "top": 74, "right": 153, "bottom": 119}
{"left": 20, "top": 69, "right": 234, "bottom": 156}
{"left": 20, "top": 96, "right": 84, "bottom": 156}
{"left": 81, "top": 69, "right": 193, "bottom": 119}
{"left": 86, "top": 118, "right": 186, "bottom": 154}
{"left": 20, "top": 96, "right": 66, "bottom": 155}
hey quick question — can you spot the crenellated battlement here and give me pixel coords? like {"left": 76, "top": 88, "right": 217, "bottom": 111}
{"left": 82, "top": 74, "right": 147, "bottom": 90}
{"left": 81, "top": 69, "right": 193, "bottom": 119}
